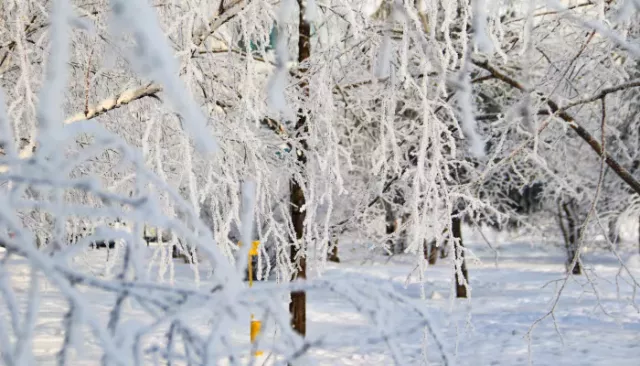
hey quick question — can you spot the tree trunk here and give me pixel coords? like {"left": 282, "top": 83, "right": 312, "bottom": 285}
{"left": 638, "top": 215, "right": 639, "bottom": 254}
{"left": 440, "top": 245, "right": 448, "bottom": 259}
{"left": 452, "top": 211, "right": 468, "bottom": 298}
{"left": 327, "top": 238, "right": 340, "bottom": 263}
{"left": 440, "top": 228, "right": 450, "bottom": 259}
{"left": 557, "top": 202, "right": 569, "bottom": 250}
{"left": 289, "top": 0, "right": 311, "bottom": 338}
{"left": 608, "top": 216, "right": 619, "bottom": 245}
{"left": 561, "top": 201, "right": 582, "bottom": 275}
{"left": 397, "top": 213, "right": 410, "bottom": 253}
{"left": 289, "top": 170, "right": 307, "bottom": 338}
{"left": 424, "top": 240, "right": 438, "bottom": 265}
{"left": 383, "top": 199, "right": 396, "bottom": 255}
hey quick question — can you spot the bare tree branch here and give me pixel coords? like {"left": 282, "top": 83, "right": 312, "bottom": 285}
{"left": 66, "top": 84, "right": 163, "bottom": 124}
{"left": 67, "top": 0, "right": 250, "bottom": 126}
{"left": 5, "top": 0, "right": 254, "bottom": 160}
{"left": 191, "top": 0, "right": 251, "bottom": 53}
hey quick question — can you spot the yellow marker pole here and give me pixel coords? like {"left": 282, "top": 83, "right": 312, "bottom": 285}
{"left": 243, "top": 241, "right": 263, "bottom": 357}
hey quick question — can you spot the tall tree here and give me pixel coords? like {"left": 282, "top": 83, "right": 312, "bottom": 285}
{"left": 451, "top": 209, "right": 468, "bottom": 298}
{"left": 289, "top": 0, "right": 311, "bottom": 337}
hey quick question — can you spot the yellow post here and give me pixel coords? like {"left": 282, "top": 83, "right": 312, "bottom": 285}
{"left": 250, "top": 315, "right": 263, "bottom": 356}
{"left": 242, "top": 240, "right": 263, "bottom": 356}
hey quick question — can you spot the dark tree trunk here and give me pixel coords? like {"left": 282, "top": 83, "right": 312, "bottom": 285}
{"left": 440, "top": 228, "right": 450, "bottom": 259}
{"left": 561, "top": 201, "right": 582, "bottom": 275}
{"left": 383, "top": 200, "right": 396, "bottom": 255}
{"left": 608, "top": 217, "right": 619, "bottom": 245}
{"left": 382, "top": 187, "right": 408, "bottom": 255}
{"left": 440, "top": 245, "right": 448, "bottom": 259}
{"left": 451, "top": 211, "right": 468, "bottom": 298}
{"left": 396, "top": 213, "right": 410, "bottom": 253}
{"left": 289, "top": 232, "right": 306, "bottom": 337}
{"left": 557, "top": 202, "right": 570, "bottom": 250}
{"left": 327, "top": 238, "right": 340, "bottom": 263}
{"left": 172, "top": 241, "right": 193, "bottom": 264}
{"left": 289, "top": 0, "right": 311, "bottom": 338}
{"left": 424, "top": 240, "right": 438, "bottom": 265}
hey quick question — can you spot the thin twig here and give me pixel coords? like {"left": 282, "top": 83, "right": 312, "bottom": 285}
{"left": 561, "top": 80, "right": 640, "bottom": 110}
{"left": 503, "top": 0, "right": 614, "bottom": 25}
{"left": 472, "top": 58, "right": 640, "bottom": 195}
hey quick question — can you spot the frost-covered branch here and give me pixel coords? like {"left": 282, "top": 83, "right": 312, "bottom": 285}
{"left": 472, "top": 58, "right": 640, "bottom": 195}
{"left": 561, "top": 79, "right": 640, "bottom": 110}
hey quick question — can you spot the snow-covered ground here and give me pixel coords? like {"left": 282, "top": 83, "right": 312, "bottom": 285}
{"left": 305, "top": 235, "right": 640, "bottom": 366}
{"left": 2, "top": 231, "right": 640, "bottom": 365}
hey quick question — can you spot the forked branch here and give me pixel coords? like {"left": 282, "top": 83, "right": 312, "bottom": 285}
{"left": 472, "top": 58, "right": 640, "bottom": 195}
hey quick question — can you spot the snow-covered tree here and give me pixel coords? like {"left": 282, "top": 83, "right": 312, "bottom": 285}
{"left": 1, "top": 0, "right": 640, "bottom": 363}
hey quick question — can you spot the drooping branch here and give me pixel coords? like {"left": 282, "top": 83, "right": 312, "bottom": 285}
{"left": 65, "top": 0, "right": 250, "bottom": 126}
{"left": 4, "top": 0, "right": 254, "bottom": 160}
{"left": 191, "top": 0, "right": 252, "bottom": 53}
{"left": 0, "top": 15, "right": 46, "bottom": 73}
{"left": 472, "top": 58, "right": 640, "bottom": 195}
{"left": 65, "top": 84, "right": 163, "bottom": 124}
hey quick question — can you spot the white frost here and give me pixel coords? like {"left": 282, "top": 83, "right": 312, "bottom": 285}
{"left": 472, "top": 0, "right": 494, "bottom": 53}
{"left": 375, "top": 35, "right": 392, "bottom": 79}
{"left": 108, "top": 0, "right": 216, "bottom": 154}
{"left": 457, "top": 65, "right": 485, "bottom": 158}
{"left": 304, "top": 0, "right": 320, "bottom": 23}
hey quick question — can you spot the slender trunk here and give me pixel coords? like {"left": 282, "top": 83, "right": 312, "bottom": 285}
{"left": 562, "top": 201, "right": 582, "bottom": 275}
{"left": 452, "top": 211, "right": 468, "bottom": 298}
{"left": 424, "top": 240, "right": 438, "bottom": 265}
{"left": 383, "top": 200, "right": 396, "bottom": 255}
{"left": 608, "top": 216, "right": 619, "bottom": 245}
{"left": 440, "top": 228, "right": 449, "bottom": 259}
{"left": 327, "top": 238, "right": 340, "bottom": 263}
{"left": 440, "top": 245, "right": 448, "bottom": 259}
{"left": 289, "top": 0, "right": 311, "bottom": 338}
{"left": 557, "top": 202, "right": 569, "bottom": 249}
{"left": 397, "top": 213, "right": 410, "bottom": 253}
{"left": 638, "top": 215, "right": 639, "bottom": 254}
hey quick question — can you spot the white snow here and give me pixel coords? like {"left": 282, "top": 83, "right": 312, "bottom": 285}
{"left": 472, "top": 0, "right": 494, "bottom": 53}
{"left": 3, "top": 234, "right": 639, "bottom": 365}
{"left": 304, "top": 0, "right": 320, "bottom": 23}
{"left": 626, "top": 253, "right": 640, "bottom": 269}
{"left": 457, "top": 64, "right": 486, "bottom": 158}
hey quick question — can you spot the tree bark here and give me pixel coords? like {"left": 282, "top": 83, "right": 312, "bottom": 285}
{"left": 440, "top": 228, "right": 450, "bottom": 259}
{"left": 608, "top": 216, "right": 619, "bottom": 245}
{"left": 397, "top": 212, "right": 410, "bottom": 253}
{"left": 440, "top": 245, "right": 448, "bottom": 259}
{"left": 452, "top": 211, "right": 468, "bottom": 298}
{"left": 327, "top": 238, "right": 340, "bottom": 263}
{"left": 383, "top": 199, "right": 396, "bottom": 255}
{"left": 425, "top": 240, "right": 438, "bottom": 265}
{"left": 289, "top": 0, "right": 311, "bottom": 338}
{"left": 561, "top": 201, "right": 582, "bottom": 275}
{"left": 557, "top": 202, "right": 570, "bottom": 250}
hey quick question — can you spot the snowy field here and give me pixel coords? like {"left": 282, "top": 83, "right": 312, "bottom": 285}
{"left": 311, "top": 238, "right": 640, "bottom": 365}
{"left": 3, "top": 228, "right": 639, "bottom": 366}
